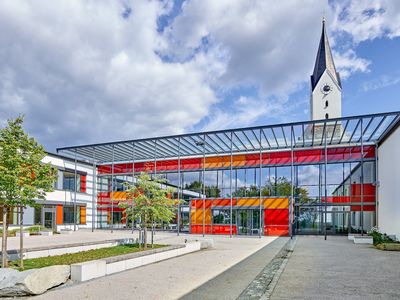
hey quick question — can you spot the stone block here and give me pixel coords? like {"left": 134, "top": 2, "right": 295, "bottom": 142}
{"left": 0, "top": 265, "right": 70, "bottom": 296}
{"left": 71, "top": 260, "right": 106, "bottom": 282}
{"left": 15, "top": 232, "right": 30, "bottom": 237}
{"left": 106, "top": 261, "right": 126, "bottom": 275}
{"left": 38, "top": 231, "right": 53, "bottom": 236}
{"left": 353, "top": 236, "right": 373, "bottom": 244}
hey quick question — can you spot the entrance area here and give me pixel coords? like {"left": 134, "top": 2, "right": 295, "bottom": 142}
{"left": 237, "top": 209, "right": 261, "bottom": 235}
{"left": 42, "top": 207, "right": 55, "bottom": 230}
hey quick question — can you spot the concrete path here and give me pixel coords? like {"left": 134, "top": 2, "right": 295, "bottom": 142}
{"left": 181, "top": 237, "right": 288, "bottom": 300}
{"left": 29, "top": 232, "right": 277, "bottom": 300}
{"left": 271, "top": 236, "right": 400, "bottom": 300}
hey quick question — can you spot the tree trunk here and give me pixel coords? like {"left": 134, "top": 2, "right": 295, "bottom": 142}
{"left": 19, "top": 205, "right": 24, "bottom": 269}
{"left": 151, "top": 221, "right": 154, "bottom": 248}
{"left": 2, "top": 206, "right": 8, "bottom": 268}
{"left": 143, "top": 215, "right": 147, "bottom": 248}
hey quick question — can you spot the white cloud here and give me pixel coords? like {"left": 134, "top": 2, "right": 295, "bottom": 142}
{"left": 333, "top": 49, "right": 370, "bottom": 79}
{"left": 0, "top": 0, "right": 397, "bottom": 152}
{"left": 362, "top": 73, "right": 400, "bottom": 91}
{"left": 164, "top": 0, "right": 327, "bottom": 95}
{"left": 0, "top": 1, "right": 217, "bottom": 149}
{"left": 331, "top": 0, "right": 400, "bottom": 43}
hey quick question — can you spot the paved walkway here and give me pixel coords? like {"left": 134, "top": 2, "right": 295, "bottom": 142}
{"left": 181, "top": 237, "right": 288, "bottom": 300}
{"left": 27, "top": 231, "right": 277, "bottom": 300}
{"left": 271, "top": 236, "right": 400, "bottom": 300}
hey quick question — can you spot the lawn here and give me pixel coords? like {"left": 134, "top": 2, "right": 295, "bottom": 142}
{"left": 9, "top": 244, "right": 165, "bottom": 270}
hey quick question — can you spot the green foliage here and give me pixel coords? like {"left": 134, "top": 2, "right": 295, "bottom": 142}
{"left": 185, "top": 181, "right": 221, "bottom": 197}
{"left": 9, "top": 244, "right": 165, "bottom": 270}
{"left": 0, "top": 116, "right": 57, "bottom": 208}
{"left": 232, "top": 177, "right": 310, "bottom": 200}
{"left": 368, "top": 227, "right": 397, "bottom": 246}
{"left": 119, "top": 172, "right": 179, "bottom": 247}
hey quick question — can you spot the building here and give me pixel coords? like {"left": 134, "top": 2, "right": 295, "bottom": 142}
{"left": 10, "top": 20, "right": 399, "bottom": 239}
{"left": 4, "top": 152, "right": 96, "bottom": 231}
{"left": 53, "top": 20, "right": 400, "bottom": 238}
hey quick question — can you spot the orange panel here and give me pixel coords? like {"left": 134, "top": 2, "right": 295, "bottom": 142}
{"left": 237, "top": 198, "right": 260, "bottom": 207}
{"left": 56, "top": 205, "right": 63, "bottom": 225}
{"left": 232, "top": 155, "right": 246, "bottom": 167}
{"left": 264, "top": 198, "right": 289, "bottom": 209}
{"left": 111, "top": 191, "right": 127, "bottom": 200}
{"left": 80, "top": 206, "right": 86, "bottom": 224}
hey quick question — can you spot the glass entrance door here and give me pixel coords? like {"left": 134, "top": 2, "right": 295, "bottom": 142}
{"left": 237, "top": 210, "right": 260, "bottom": 235}
{"left": 43, "top": 208, "right": 55, "bottom": 230}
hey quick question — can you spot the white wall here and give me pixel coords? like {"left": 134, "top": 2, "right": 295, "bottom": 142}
{"left": 378, "top": 125, "right": 400, "bottom": 240}
{"left": 41, "top": 154, "right": 96, "bottom": 230}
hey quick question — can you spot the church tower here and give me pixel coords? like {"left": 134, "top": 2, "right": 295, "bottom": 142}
{"left": 310, "top": 19, "right": 341, "bottom": 121}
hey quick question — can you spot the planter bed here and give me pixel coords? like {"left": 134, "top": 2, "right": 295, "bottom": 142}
{"left": 9, "top": 243, "right": 165, "bottom": 271}
{"left": 70, "top": 241, "right": 202, "bottom": 282}
{"left": 375, "top": 243, "right": 400, "bottom": 251}
{"left": 2, "top": 238, "right": 135, "bottom": 261}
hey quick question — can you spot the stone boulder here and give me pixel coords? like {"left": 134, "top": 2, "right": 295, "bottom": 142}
{"left": 0, "top": 265, "right": 70, "bottom": 296}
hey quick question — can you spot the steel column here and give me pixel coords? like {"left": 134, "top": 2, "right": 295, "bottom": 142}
{"left": 375, "top": 144, "right": 379, "bottom": 229}
{"left": 177, "top": 138, "right": 181, "bottom": 236}
{"left": 111, "top": 145, "right": 114, "bottom": 233}
{"left": 202, "top": 135, "right": 206, "bottom": 237}
{"left": 324, "top": 124, "right": 328, "bottom": 240}
{"left": 92, "top": 147, "right": 96, "bottom": 232}
{"left": 131, "top": 142, "right": 135, "bottom": 234}
{"left": 230, "top": 132, "right": 233, "bottom": 237}
{"left": 360, "top": 119, "right": 364, "bottom": 235}
{"left": 290, "top": 126, "right": 294, "bottom": 239}
{"left": 259, "top": 129, "right": 262, "bottom": 238}
{"left": 74, "top": 149, "right": 77, "bottom": 232}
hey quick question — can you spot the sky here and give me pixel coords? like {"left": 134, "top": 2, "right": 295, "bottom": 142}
{"left": 0, "top": 0, "right": 399, "bottom": 151}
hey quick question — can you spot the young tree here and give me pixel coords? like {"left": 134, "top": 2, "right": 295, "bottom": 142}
{"left": 0, "top": 117, "right": 56, "bottom": 268}
{"left": 120, "top": 172, "right": 177, "bottom": 248}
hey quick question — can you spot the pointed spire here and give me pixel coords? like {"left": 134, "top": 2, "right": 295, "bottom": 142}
{"left": 311, "top": 19, "right": 341, "bottom": 91}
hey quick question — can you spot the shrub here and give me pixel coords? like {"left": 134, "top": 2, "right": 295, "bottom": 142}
{"left": 368, "top": 227, "right": 395, "bottom": 246}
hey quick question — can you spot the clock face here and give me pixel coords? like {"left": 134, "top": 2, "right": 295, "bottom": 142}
{"left": 321, "top": 83, "right": 332, "bottom": 95}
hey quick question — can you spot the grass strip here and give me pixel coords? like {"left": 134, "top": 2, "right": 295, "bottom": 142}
{"left": 9, "top": 244, "right": 165, "bottom": 270}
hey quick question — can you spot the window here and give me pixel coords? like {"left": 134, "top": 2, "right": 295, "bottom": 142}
{"left": 62, "top": 171, "right": 84, "bottom": 192}
{"left": 325, "top": 100, "right": 328, "bottom": 107}
{"left": 212, "top": 209, "right": 236, "bottom": 224}
{"left": 112, "top": 212, "right": 123, "bottom": 224}
{"left": 63, "top": 206, "right": 82, "bottom": 224}
{"left": 325, "top": 113, "right": 329, "bottom": 119}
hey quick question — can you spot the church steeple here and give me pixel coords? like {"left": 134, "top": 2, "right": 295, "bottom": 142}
{"left": 310, "top": 18, "right": 342, "bottom": 121}
{"left": 311, "top": 18, "right": 341, "bottom": 91}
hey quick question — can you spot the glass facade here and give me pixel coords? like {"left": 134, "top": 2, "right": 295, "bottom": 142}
{"left": 57, "top": 113, "right": 400, "bottom": 236}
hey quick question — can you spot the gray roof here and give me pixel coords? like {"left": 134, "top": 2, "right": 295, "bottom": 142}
{"left": 311, "top": 19, "right": 341, "bottom": 91}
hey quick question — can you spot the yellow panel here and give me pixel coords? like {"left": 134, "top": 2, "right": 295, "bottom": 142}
{"left": 264, "top": 198, "right": 289, "bottom": 209}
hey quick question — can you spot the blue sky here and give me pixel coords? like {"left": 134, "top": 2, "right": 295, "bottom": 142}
{"left": 0, "top": 0, "right": 399, "bottom": 151}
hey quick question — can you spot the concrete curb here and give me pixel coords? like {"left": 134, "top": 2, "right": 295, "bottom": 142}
{"left": 71, "top": 241, "right": 202, "bottom": 282}
{"left": 1, "top": 238, "right": 135, "bottom": 261}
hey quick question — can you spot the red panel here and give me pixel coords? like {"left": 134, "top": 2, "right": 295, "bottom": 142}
{"left": 212, "top": 225, "right": 237, "bottom": 235}
{"left": 245, "top": 154, "right": 260, "bottom": 166}
{"left": 264, "top": 225, "right": 289, "bottom": 236}
{"left": 269, "top": 151, "right": 292, "bottom": 165}
{"left": 97, "top": 146, "right": 376, "bottom": 174}
{"left": 264, "top": 209, "right": 289, "bottom": 226}
{"left": 351, "top": 205, "right": 376, "bottom": 212}
{"left": 190, "top": 225, "right": 212, "bottom": 234}
{"left": 294, "top": 149, "right": 322, "bottom": 164}
{"left": 80, "top": 175, "right": 86, "bottom": 193}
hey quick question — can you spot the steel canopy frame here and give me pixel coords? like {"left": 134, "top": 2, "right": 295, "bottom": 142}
{"left": 57, "top": 111, "right": 400, "bottom": 164}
